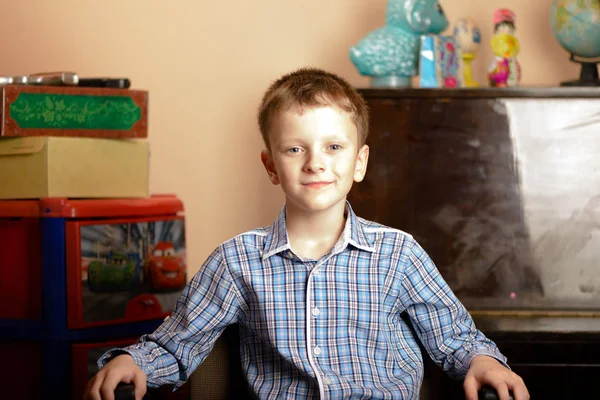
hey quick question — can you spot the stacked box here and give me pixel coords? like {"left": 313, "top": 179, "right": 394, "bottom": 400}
{"left": 0, "top": 84, "right": 185, "bottom": 399}
{"left": 0, "top": 85, "right": 147, "bottom": 138}
{"left": 0, "top": 85, "right": 149, "bottom": 199}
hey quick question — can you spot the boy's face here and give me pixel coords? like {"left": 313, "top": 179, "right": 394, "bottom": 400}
{"left": 261, "top": 104, "right": 369, "bottom": 215}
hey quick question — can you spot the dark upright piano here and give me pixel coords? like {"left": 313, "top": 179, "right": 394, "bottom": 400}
{"left": 349, "top": 88, "right": 600, "bottom": 399}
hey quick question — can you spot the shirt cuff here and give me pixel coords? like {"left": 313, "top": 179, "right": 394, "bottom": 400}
{"left": 450, "top": 340, "right": 510, "bottom": 378}
{"left": 97, "top": 348, "right": 155, "bottom": 379}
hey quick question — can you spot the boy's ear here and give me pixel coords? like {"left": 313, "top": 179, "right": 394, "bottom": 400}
{"left": 353, "top": 144, "right": 369, "bottom": 183}
{"left": 261, "top": 150, "right": 280, "bottom": 185}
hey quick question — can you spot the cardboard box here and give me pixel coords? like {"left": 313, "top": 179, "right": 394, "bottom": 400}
{"left": 0, "top": 136, "right": 149, "bottom": 199}
{"left": 0, "top": 85, "right": 148, "bottom": 138}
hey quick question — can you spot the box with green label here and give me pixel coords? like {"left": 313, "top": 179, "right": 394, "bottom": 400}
{"left": 0, "top": 136, "right": 149, "bottom": 199}
{"left": 0, "top": 85, "right": 147, "bottom": 138}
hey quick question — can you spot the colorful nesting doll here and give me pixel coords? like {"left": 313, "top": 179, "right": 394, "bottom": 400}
{"left": 488, "top": 8, "right": 521, "bottom": 87}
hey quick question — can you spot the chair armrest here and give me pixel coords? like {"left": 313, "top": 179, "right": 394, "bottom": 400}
{"left": 114, "top": 383, "right": 160, "bottom": 400}
{"left": 114, "top": 383, "right": 136, "bottom": 400}
{"left": 479, "top": 385, "right": 514, "bottom": 400}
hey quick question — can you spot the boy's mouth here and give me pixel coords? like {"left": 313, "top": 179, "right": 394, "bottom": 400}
{"left": 303, "top": 181, "right": 331, "bottom": 189}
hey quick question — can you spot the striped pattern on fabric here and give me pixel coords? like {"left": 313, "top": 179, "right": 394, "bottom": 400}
{"left": 99, "top": 202, "right": 506, "bottom": 400}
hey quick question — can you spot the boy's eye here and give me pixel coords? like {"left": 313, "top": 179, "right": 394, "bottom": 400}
{"left": 329, "top": 144, "right": 342, "bottom": 151}
{"left": 287, "top": 147, "right": 301, "bottom": 154}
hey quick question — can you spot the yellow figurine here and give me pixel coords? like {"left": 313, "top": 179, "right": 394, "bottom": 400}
{"left": 488, "top": 8, "right": 521, "bottom": 87}
{"left": 453, "top": 18, "right": 482, "bottom": 87}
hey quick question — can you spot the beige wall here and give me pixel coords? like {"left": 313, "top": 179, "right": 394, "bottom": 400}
{"left": 0, "top": 0, "right": 577, "bottom": 276}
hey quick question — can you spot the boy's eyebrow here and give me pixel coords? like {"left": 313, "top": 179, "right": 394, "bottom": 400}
{"left": 278, "top": 134, "right": 351, "bottom": 145}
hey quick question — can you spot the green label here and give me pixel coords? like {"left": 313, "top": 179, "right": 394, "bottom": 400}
{"left": 9, "top": 93, "right": 142, "bottom": 130}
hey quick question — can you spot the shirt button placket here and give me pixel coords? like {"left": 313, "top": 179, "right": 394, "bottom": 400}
{"left": 313, "top": 268, "right": 322, "bottom": 360}
{"left": 308, "top": 262, "right": 327, "bottom": 397}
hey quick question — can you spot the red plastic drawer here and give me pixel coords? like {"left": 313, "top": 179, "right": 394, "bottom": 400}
{"left": 66, "top": 215, "right": 187, "bottom": 329}
{"left": 0, "top": 341, "right": 42, "bottom": 400}
{"left": 0, "top": 217, "right": 41, "bottom": 320}
{"left": 72, "top": 338, "right": 138, "bottom": 400}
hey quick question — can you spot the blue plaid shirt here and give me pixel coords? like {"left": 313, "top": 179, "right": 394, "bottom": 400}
{"left": 99, "top": 202, "right": 506, "bottom": 399}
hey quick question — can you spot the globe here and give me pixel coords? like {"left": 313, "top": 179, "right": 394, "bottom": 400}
{"left": 550, "top": 0, "right": 600, "bottom": 85}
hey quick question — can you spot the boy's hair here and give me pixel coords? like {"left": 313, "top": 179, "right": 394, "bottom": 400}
{"left": 258, "top": 67, "right": 369, "bottom": 151}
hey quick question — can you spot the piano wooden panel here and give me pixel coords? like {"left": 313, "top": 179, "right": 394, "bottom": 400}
{"left": 349, "top": 88, "right": 600, "bottom": 399}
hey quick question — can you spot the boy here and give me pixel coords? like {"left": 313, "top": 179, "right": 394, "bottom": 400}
{"left": 85, "top": 68, "right": 529, "bottom": 400}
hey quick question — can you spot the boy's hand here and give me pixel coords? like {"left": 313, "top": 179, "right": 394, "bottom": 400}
{"left": 463, "top": 355, "right": 529, "bottom": 400}
{"left": 83, "top": 354, "right": 147, "bottom": 400}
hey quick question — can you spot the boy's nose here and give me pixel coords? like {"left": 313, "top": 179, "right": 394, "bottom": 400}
{"left": 304, "top": 152, "right": 325, "bottom": 172}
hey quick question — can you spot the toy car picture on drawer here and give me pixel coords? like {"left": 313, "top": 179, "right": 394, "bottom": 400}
{"left": 66, "top": 216, "right": 186, "bottom": 329}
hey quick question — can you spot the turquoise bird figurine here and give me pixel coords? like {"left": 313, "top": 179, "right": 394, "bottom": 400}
{"left": 350, "top": 0, "right": 449, "bottom": 88}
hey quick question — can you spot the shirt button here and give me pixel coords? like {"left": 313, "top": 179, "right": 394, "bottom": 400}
{"left": 313, "top": 267, "right": 320, "bottom": 276}
{"left": 312, "top": 307, "right": 320, "bottom": 317}
{"left": 322, "top": 377, "right": 331, "bottom": 385}
{"left": 313, "top": 346, "right": 321, "bottom": 355}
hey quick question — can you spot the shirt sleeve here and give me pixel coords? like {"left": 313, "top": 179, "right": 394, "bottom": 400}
{"left": 97, "top": 246, "right": 244, "bottom": 389}
{"left": 398, "top": 240, "right": 509, "bottom": 379}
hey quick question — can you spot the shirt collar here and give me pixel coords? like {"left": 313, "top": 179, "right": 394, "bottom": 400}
{"left": 262, "top": 201, "right": 375, "bottom": 260}
{"left": 262, "top": 204, "right": 291, "bottom": 260}
{"left": 344, "top": 202, "right": 375, "bottom": 253}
